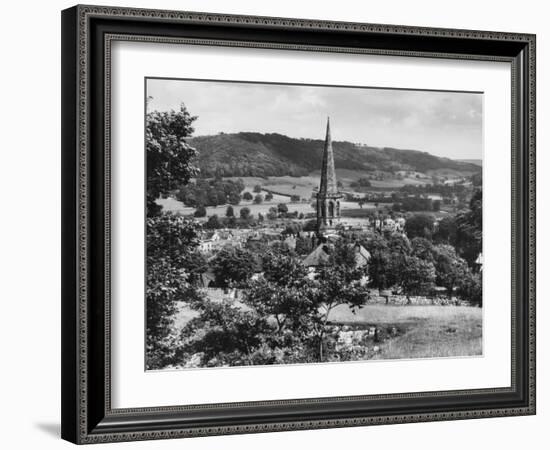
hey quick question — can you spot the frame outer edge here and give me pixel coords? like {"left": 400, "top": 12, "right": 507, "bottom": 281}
{"left": 67, "top": 5, "right": 537, "bottom": 444}
{"left": 61, "top": 5, "right": 80, "bottom": 445}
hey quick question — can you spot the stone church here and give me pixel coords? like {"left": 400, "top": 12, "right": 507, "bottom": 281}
{"left": 304, "top": 118, "right": 371, "bottom": 271}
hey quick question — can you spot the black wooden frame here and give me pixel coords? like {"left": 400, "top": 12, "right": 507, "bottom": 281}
{"left": 61, "top": 4, "right": 536, "bottom": 444}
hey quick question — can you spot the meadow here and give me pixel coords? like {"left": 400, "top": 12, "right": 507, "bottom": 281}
{"left": 329, "top": 304, "right": 483, "bottom": 359}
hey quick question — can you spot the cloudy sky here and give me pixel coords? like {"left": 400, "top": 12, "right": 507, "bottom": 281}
{"left": 146, "top": 78, "right": 483, "bottom": 160}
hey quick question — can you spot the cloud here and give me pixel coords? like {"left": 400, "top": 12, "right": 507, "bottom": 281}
{"left": 147, "top": 79, "right": 482, "bottom": 159}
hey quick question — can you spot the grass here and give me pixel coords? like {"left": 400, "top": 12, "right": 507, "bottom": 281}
{"left": 329, "top": 304, "right": 482, "bottom": 360}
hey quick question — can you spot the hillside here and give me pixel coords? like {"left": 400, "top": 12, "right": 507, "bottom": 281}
{"left": 188, "top": 132, "right": 481, "bottom": 178}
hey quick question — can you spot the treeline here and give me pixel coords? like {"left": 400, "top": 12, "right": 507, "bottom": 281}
{"left": 176, "top": 178, "right": 244, "bottom": 207}
{"left": 399, "top": 183, "right": 467, "bottom": 196}
{"left": 202, "top": 204, "right": 306, "bottom": 230}
{"left": 392, "top": 196, "right": 440, "bottom": 212}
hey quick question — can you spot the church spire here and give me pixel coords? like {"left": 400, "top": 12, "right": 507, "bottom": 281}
{"left": 316, "top": 117, "right": 342, "bottom": 234}
{"left": 318, "top": 117, "right": 338, "bottom": 195}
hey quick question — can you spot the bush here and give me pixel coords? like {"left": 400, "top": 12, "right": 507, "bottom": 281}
{"left": 194, "top": 205, "right": 206, "bottom": 217}
{"left": 240, "top": 207, "right": 251, "bottom": 219}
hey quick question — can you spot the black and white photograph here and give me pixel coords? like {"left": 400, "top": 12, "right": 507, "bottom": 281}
{"left": 145, "top": 79, "right": 483, "bottom": 371}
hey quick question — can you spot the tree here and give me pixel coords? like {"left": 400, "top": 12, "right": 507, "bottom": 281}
{"left": 282, "top": 223, "right": 301, "bottom": 236}
{"left": 225, "top": 205, "right": 234, "bottom": 217}
{"left": 355, "top": 231, "right": 387, "bottom": 255}
{"left": 265, "top": 192, "right": 274, "bottom": 201}
{"left": 410, "top": 237, "right": 435, "bottom": 263}
{"left": 178, "top": 247, "right": 370, "bottom": 367}
{"left": 303, "top": 219, "right": 317, "bottom": 232}
{"left": 239, "top": 207, "right": 251, "bottom": 219}
{"left": 253, "top": 184, "right": 262, "bottom": 193}
{"left": 211, "top": 248, "right": 257, "bottom": 288}
{"left": 277, "top": 203, "right": 288, "bottom": 215}
{"left": 454, "top": 189, "right": 482, "bottom": 266}
{"left": 404, "top": 214, "right": 435, "bottom": 239}
{"left": 432, "top": 244, "right": 470, "bottom": 300}
{"left": 253, "top": 194, "right": 263, "bottom": 204}
{"left": 290, "top": 194, "right": 301, "bottom": 202}
{"left": 242, "top": 191, "right": 253, "bottom": 201}
{"left": 205, "top": 214, "right": 221, "bottom": 229}
{"left": 228, "top": 192, "right": 241, "bottom": 205}
{"left": 368, "top": 250, "right": 396, "bottom": 293}
{"left": 395, "top": 255, "right": 436, "bottom": 303}
{"left": 388, "top": 233, "right": 412, "bottom": 255}
{"left": 457, "top": 272, "right": 482, "bottom": 306}
{"left": 146, "top": 103, "right": 198, "bottom": 216}
{"left": 194, "top": 205, "right": 206, "bottom": 217}
{"left": 433, "top": 216, "right": 457, "bottom": 244}
{"left": 146, "top": 214, "right": 205, "bottom": 369}
{"left": 267, "top": 207, "right": 278, "bottom": 221}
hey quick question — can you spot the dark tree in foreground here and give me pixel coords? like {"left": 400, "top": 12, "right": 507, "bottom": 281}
{"left": 146, "top": 103, "right": 198, "bottom": 216}
{"left": 146, "top": 214, "right": 205, "bottom": 369}
{"left": 179, "top": 245, "right": 370, "bottom": 366}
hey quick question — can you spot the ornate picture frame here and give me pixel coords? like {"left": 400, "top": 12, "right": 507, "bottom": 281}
{"left": 61, "top": 4, "right": 535, "bottom": 444}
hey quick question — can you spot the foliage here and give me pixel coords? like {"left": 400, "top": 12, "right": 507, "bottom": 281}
{"left": 187, "top": 132, "right": 481, "bottom": 178}
{"left": 367, "top": 251, "right": 396, "bottom": 291}
{"left": 254, "top": 194, "right": 263, "bottom": 204}
{"left": 146, "top": 103, "right": 198, "bottom": 216}
{"left": 240, "top": 207, "right": 251, "bottom": 219}
{"left": 176, "top": 178, "right": 244, "bottom": 207}
{"left": 194, "top": 205, "right": 206, "bottom": 217}
{"left": 457, "top": 272, "right": 482, "bottom": 306}
{"left": 350, "top": 178, "right": 372, "bottom": 188}
{"left": 146, "top": 214, "right": 205, "bottom": 369}
{"left": 432, "top": 244, "right": 470, "bottom": 299}
{"left": 453, "top": 189, "right": 482, "bottom": 266}
{"left": 211, "top": 247, "right": 257, "bottom": 288}
{"left": 410, "top": 237, "right": 435, "bottom": 263}
{"left": 404, "top": 214, "right": 435, "bottom": 239}
{"left": 277, "top": 203, "right": 288, "bottom": 214}
{"left": 225, "top": 205, "right": 234, "bottom": 217}
{"left": 394, "top": 255, "right": 436, "bottom": 301}
{"left": 388, "top": 233, "right": 412, "bottom": 255}
{"left": 205, "top": 214, "right": 221, "bottom": 229}
{"left": 177, "top": 244, "right": 370, "bottom": 366}
{"left": 242, "top": 191, "right": 253, "bottom": 201}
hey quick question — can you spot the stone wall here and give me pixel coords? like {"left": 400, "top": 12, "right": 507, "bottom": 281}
{"left": 367, "top": 290, "right": 473, "bottom": 306}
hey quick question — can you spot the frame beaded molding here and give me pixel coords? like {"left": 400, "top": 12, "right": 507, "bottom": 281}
{"left": 73, "top": 4, "right": 536, "bottom": 444}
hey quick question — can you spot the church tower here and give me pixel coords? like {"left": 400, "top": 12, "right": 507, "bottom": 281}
{"left": 316, "top": 117, "right": 342, "bottom": 234}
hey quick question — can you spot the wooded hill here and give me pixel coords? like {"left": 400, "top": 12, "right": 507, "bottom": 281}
{"left": 187, "top": 132, "right": 481, "bottom": 178}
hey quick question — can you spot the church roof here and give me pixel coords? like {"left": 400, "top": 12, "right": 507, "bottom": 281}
{"left": 302, "top": 242, "right": 371, "bottom": 268}
{"left": 318, "top": 117, "right": 339, "bottom": 196}
{"left": 302, "top": 243, "right": 332, "bottom": 267}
